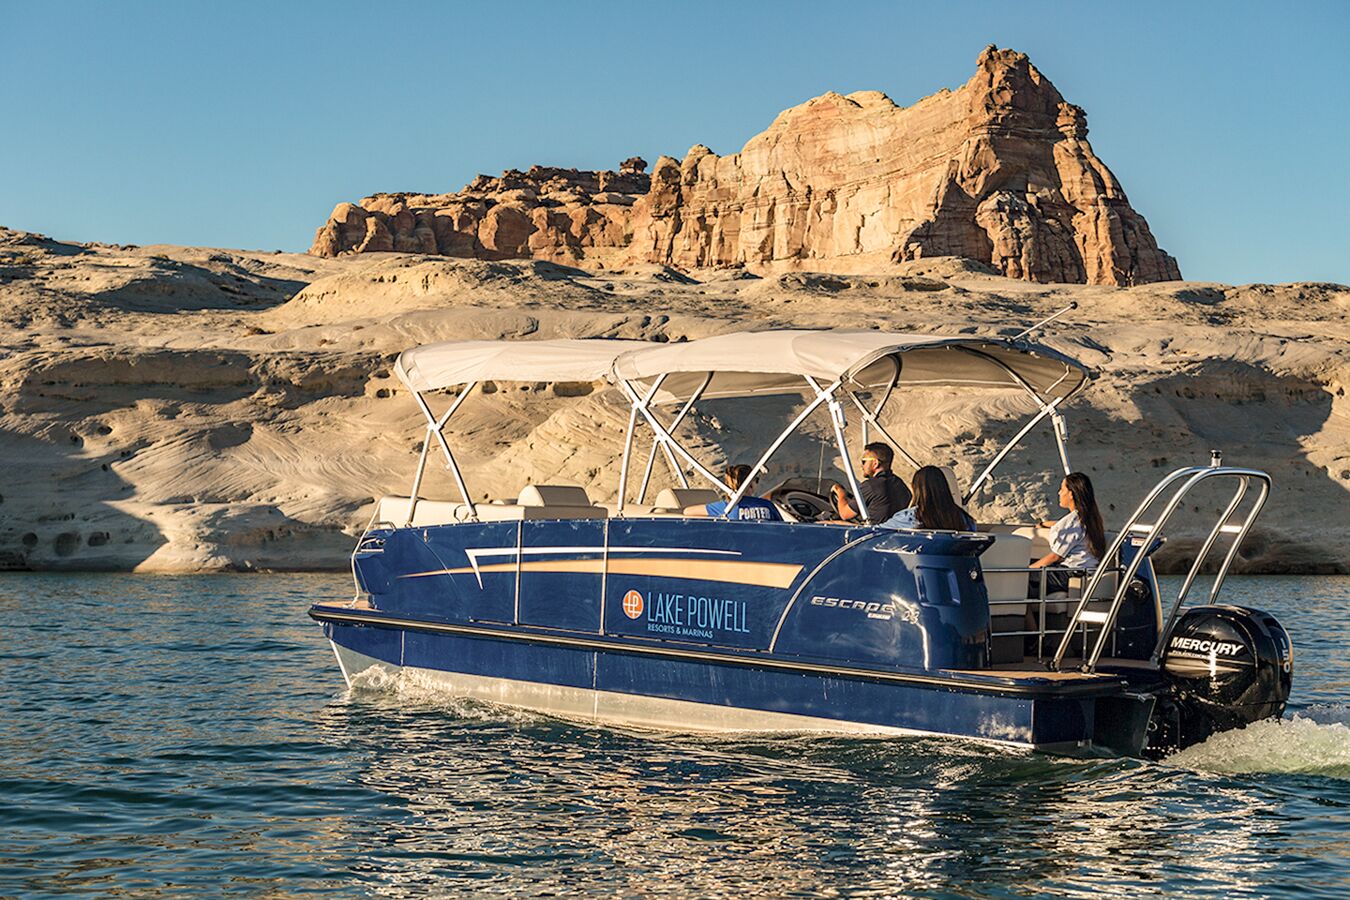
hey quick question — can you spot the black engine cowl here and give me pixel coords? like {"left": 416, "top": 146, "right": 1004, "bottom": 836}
{"left": 1146, "top": 605, "right": 1293, "bottom": 756}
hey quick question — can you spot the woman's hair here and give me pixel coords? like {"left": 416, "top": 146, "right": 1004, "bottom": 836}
{"left": 1064, "top": 472, "right": 1106, "bottom": 559}
{"left": 910, "top": 466, "right": 971, "bottom": 531}
{"left": 724, "top": 464, "right": 752, "bottom": 491}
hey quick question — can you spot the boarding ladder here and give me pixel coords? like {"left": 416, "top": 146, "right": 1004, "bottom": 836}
{"left": 1050, "top": 452, "right": 1271, "bottom": 673}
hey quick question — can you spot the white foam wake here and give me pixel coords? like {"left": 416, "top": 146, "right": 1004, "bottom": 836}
{"left": 345, "top": 665, "right": 547, "bottom": 724}
{"left": 1166, "top": 712, "right": 1350, "bottom": 778}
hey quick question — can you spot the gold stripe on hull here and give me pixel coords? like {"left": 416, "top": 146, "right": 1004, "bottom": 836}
{"left": 405, "top": 557, "right": 802, "bottom": 589}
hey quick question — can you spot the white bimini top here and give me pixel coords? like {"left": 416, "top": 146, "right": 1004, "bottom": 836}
{"left": 609, "top": 329, "right": 1091, "bottom": 405}
{"left": 394, "top": 338, "right": 656, "bottom": 392}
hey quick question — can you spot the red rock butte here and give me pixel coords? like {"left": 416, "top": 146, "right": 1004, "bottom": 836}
{"left": 310, "top": 46, "right": 1181, "bottom": 286}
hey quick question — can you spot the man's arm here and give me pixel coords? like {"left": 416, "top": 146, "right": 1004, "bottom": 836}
{"left": 830, "top": 483, "right": 860, "bottom": 521}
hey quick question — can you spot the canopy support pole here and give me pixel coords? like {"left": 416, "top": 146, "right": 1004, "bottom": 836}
{"left": 411, "top": 385, "right": 478, "bottom": 523}
{"left": 620, "top": 379, "right": 737, "bottom": 500}
{"left": 615, "top": 400, "right": 642, "bottom": 517}
{"left": 956, "top": 346, "right": 1075, "bottom": 489}
{"left": 810, "top": 377, "right": 868, "bottom": 523}
{"left": 718, "top": 377, "right": 842, "bottom": 520}
{"left": 1052, "top": 410, "right": 1072, "bottom": 475}
{"left": 406, "top": 436, "right": 433, "bottom": 527}
{"left": 616, "top": 375, "right": 668, "bottom": 516}
{"left": 964, "top": 395, "right": 1066, "bottom": 502}
{"left": 849, "top": 357, "right": 916, "bottom": 468}
{"left": 843, "top": 390, "right": 921, "bottom": 471}
{"left": 637, "top": 372, "right": 710, "bottom": 503}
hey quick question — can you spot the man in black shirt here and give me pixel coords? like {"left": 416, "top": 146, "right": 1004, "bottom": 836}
{"left": 831, "top": 442, "right": 912, "bottom": 523}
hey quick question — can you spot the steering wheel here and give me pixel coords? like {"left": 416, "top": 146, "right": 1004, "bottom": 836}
{"left": 827, "top": 484, "right": 843, "bottom": 518}
{"left": 777, "top": 486, "right": 841, "bottom": 522}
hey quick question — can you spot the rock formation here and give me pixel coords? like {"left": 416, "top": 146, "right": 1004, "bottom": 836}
{"left": 3, "top": 225, "right": 1348, "bottom": 573}
{"left": 310, "top": 46, "right": 1180, "bottom": 286}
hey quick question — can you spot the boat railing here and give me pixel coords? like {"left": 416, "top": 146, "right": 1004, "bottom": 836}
{"left": 1050, "top": 455, "right": 1271, "bottom": 673}
{"left": 983, "top": 563, "right": 1127, "bottom": 661}
{"left": 349, "top": 505, "right": 395, "bottom": 596}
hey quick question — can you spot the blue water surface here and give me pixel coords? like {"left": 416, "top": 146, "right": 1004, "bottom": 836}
{"left": 0, "top": 573, "right": 1346, "bottom": 897}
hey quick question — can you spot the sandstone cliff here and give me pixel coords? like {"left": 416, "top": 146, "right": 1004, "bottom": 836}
{"left": 2, "top": 226, "right": 1346, "bottom": 573}
{"left": 310, "top": 47, "right": 1180, "bottom": 286}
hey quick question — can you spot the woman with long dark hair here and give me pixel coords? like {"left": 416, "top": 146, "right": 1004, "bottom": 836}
{"left": 881, "top": 466, "right": 976, "bottom": 532}
{"left": 1031, "top": 471, "right": 1106, "bottom": 592}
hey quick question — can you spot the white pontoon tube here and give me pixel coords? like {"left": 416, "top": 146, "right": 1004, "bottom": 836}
{"left": 392, "top": 338, "right": 656, "bottom": 524}
{"left": 609, "top": 330, "right": 1093, "bottom": 519}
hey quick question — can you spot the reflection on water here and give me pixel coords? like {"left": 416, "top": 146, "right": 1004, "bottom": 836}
{"left": 327, "top": 666, "right": 1349, "bottom": 898}
{"left": 0, "top": 573, "right": 1347, "bottom": 897}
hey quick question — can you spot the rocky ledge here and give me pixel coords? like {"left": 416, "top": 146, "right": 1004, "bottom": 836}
{"left": 1, "top": 224, "right": 1346, "bottom": 573}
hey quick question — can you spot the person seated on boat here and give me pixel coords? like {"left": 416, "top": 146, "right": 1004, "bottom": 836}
{"left": 1028, "top": 472, "right": 1106, "bottom": 595}
{"left": 830, "top": 442, "right": 912, "bottom": 523}
{"left": 684, "top": 464, "right": 783, "bottom": 521}
{"left": 880, "top": 466, "right": 976, "bottom": 531}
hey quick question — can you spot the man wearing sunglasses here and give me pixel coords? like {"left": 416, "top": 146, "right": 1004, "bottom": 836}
{"left": 831, "top": 442, "right": 911, "bottom": 524}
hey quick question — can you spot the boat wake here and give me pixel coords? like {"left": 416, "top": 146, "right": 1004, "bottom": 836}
{"left": 1164, "top": 709, "right": 1350, "bottom": 778}
{"left": 342, "top": 665, "right": 1349, "bottom": 776}
{"left": 344, "top": 665, "right": 549, "bottom": 724}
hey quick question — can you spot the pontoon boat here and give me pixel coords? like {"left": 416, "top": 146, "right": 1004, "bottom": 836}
{"left": 310, "top": 329, "right": 1292, "bottom": 757}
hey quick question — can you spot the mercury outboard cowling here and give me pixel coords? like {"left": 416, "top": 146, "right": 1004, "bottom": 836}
{"left": 1146, "top": 605, "right": 1293, "bottom": 757}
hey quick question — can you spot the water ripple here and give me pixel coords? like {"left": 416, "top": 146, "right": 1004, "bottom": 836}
{"left": 0, "top": 573, "right": 1346, "bottom": 897}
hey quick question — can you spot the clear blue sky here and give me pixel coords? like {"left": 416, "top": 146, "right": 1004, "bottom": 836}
{"left": 3, "top": 0, "right": 1347, "bottom": 284}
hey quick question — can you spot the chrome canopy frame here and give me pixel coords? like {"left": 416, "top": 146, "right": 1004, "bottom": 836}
{"left": 612, "top": 345, "right": 1080, "bottom": 521}
{"left": 393, "top": 338, "right": 1088, "bottom": 526}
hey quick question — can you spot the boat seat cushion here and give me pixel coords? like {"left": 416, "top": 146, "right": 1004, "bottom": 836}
{"left": 652, "top": 487, "right": 722, "bottom": 511}
{"left": 984, "top": 522, "right": 1053, "bottom": 559}
{"left": 937, "top": 465, "right": 961, "bottom": 504}
{"left": 375, "top": 493, "right": 606, "bottom": 524}
{"left": 518, "top": 484, "right": 592, "bottom": 507}
{"left": 377, "top": 496, "right": 466, "bottom": 527}
{"left": 981, "top": 533, "right": 1031, "bottom": 613}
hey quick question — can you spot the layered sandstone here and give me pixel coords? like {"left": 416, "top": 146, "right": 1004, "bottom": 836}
{"left": 310, "top": 47, "right": 1180, "bottom": 286}
{"left": 2, "top": 226, "right": 1347, "bottom": 573}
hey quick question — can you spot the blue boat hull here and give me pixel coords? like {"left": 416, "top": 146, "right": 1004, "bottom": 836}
{"left": 314, "top": 517, "right": 1158, "bottom": 754}
{"left": 314, "top": 609, "right": 1151, "bottom": 754}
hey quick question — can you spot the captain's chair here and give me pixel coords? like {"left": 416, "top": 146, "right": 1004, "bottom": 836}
{"left": 652, "top": 487, "right": 721, "bottom": 513}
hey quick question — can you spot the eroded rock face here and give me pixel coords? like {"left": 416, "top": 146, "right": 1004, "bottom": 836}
{"left": 309, "top": 46, "right": 1179, "bottom": 286}
{"left": 2, "top": 225, "right": 1347, "bottom": 572}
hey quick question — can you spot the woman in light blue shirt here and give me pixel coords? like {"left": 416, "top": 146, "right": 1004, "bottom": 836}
{"left": 881, "top": 466, "right": 976, "bottom": 532}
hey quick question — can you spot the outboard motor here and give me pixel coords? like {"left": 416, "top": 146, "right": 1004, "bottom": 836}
{"left": 1146, "top": 605, "right": 1293, "bottom": 757}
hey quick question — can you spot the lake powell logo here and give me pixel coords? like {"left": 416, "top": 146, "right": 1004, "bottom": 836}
{"left": 622, "top": 589, "right": 645, "bottom": 619}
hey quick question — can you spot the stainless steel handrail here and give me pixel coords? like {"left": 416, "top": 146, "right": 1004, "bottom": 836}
{"left": 1050, "top": 460, "right": 1271, "bottom": 672}
{"left": 985, "top": 563, "right": 1118, "bottom": 660}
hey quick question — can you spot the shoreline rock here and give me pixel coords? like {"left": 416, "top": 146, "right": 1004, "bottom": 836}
{"left": 2, "top": 225, "right": 1346, "bottom": 574}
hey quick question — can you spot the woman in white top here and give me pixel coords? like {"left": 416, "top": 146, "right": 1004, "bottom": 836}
{"left": 1030, "top": 472, "right": 1106, "bottom": 595}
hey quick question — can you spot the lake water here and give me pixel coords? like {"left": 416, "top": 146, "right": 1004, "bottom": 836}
{"left": 1, "top": 573, "right": 1346, "bottom": 897}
